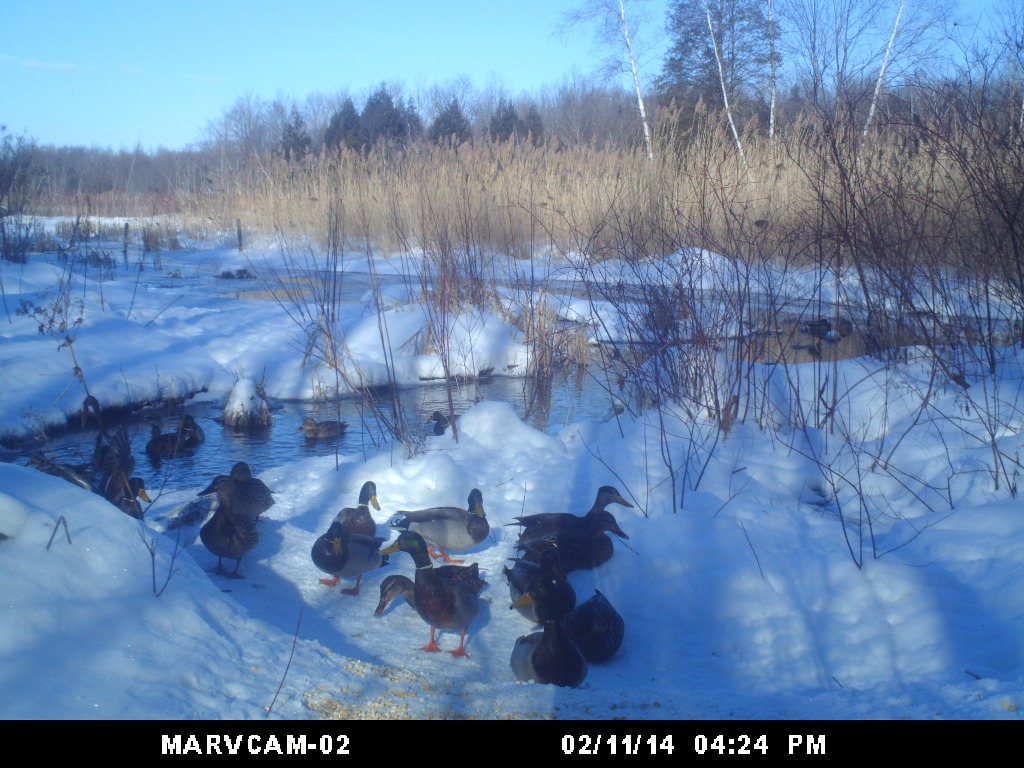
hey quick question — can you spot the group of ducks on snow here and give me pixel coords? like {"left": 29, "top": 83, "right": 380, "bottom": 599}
{"left": 29, "top": 400, "right": 633, "bottom": 690}
{"left": 305, "top": 480, "right": 633, "bottom": 689}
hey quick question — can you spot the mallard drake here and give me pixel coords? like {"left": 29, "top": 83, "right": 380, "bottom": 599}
{"left": 509, "top": 575, "right": 588, "bottom": 688}
{"left": 430, "top": 410, "right": 458, "bottom": 435}
{"left": 334, "top": 480, "right": 381, "bottom": 537}
{"left": 113, "top": 476, "right": 153, "bottom": 520}
{"left": 310, "top": 521, "right": 388, "bottom": 596}
{"left": 504, "top": 546, "right": 575, "bottom": 624}
{"left": 390, "top": 488, "right": 488, "bottom": 563}
{"left": 378, "top": 530, "right": 483, "bottom": 657}
{"left": 198, "top": 474, "right": 260, "bottom": 578}
{"left": 373, "top": 563, "right": 487, "bottom": 616}
{"left": 145, "top": 422, "right": 189, "bottom": 456}
{"left": 297, "top": 417, "right": 348, "bottom": 440}
{"left": 227, "top": 461, "right": 275, "bottom": 521}
{"left": 92, "top": 424, "right": 134, "bottom": 484}
{"left": 179, "top": 414, "right": 205, "bottom": 448}
{"left": 562, "top": 589, "right": 624, "bottom": 663}
{"left": 511, "top": 485, "right": 633, "bottom": 544}
{"left": 94, "top": 425, "right": 150, "bottom": 518}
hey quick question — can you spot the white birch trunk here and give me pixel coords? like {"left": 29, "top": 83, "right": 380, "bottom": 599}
{"left": 702, "top": 0, "right": 750, "bottom": 179}
{"left": 617, "top": 0, "right": 654, "bottom": 161}
{"left": 860, "top": 0, "right": 905, "bottom": 153}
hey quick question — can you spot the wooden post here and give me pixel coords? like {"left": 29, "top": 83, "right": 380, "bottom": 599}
{"left": 122, "top": 222, "right": 130, "bottom": 267}
{"left": 236, "top": 218, "right": 243, "bottom": 252}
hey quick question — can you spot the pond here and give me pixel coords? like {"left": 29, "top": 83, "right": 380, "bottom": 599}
{"left": 0, "top": 364, "right": 622, "bottom": 503}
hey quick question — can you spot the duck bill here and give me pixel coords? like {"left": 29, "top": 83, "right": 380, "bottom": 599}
{"left": 379, "top": 542, "right": 399, "bottom": 556}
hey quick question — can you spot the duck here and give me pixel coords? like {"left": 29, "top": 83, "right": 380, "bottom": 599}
{"left": 145, "top": 422, "right": 188, "bottom": 456}
{"left": 310, "top": 520, "right": 388, "bottom": 596}
{"left": 297, "top": 417, "right": 348, "bottom": 440}
{"left": 510, "top": 485, "right": 633, "bottom": 544}
{"left": 334, "top": 480, "right": 381, "bottom": 537}
{"left": 509, "top": 574, "right": 588, "bottom": 688}
{"left": 28, "top": 452, "right": 94, "bottom": 492}
{"left": 504, "top": 546, "right": 575, "bottom": 624}
{"left": 112, "top": 476, "right": 153, "bottom": 520}
{"left": 562, "top": 589, "right": 624, "bottom": 663}
{"left": 373, "top": 562, "right": 487, "bottom": 616}
{"left": 92, "top": 424, "right": 134, "bottom": 484}
{"left": 94, "top": 425, "right": 148, "bottom": 515}
{"left": 430, "top": 410, "right": 458, "bottom": 435}
{"left": 198, "top": 474, "right": 260, "bottom": 578}
{"left": 390, "top": 488, "right": 488, "bottom": 563}
{"left": 517, "top": 526, "right": 621, "bottom": 573}
{"left": 226, "top": 461, "right": 275, "bottom": 521}
{"left": 378, "top": 530, "right": 483, "bottom": 657}
{"left": 179, "top": 414, "right": 205, "bottom": 448}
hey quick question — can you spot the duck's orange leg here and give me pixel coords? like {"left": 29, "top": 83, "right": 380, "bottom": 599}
{"left": 420, "top": 626, "right": 443, "bottom": 652}
{"left": 341, "top": 574, "right": 362, "bottom": 596}
{"left": 450, "top": 630, "right": 470, "bottom": 658}
{"left": 319, "top": 576, "right": 339, "bottom": 587}
{"left": 434, "top": 546, "right": 464, "bottom": 564}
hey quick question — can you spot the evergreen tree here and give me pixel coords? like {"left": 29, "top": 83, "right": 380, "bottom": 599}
{"left": 402, "top": 98, "right": 425, "bottom": 143}
{"left": 488, "top": 98, "right": 528, "bottom": 143}
{"left": 280, "top": 106, "right": 312, "bottom": 162}
{"left": 428, "top": 99, "right": 473, "bottom": 146}
{"left": 656, "top": 0, "right": 777, "bottom": 111}
{"left": 360, "top": 84, "right": 418, "bottom": 148}
{"left": 523, "top": 103, "right": 545, "bottom": 147}
{"left": 324, "top": 99, "right": 361, "bottom": 152}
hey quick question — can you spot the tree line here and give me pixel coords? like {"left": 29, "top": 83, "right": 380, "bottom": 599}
{"left": 1, "top": 0, "right": 1021, "bottom": 208}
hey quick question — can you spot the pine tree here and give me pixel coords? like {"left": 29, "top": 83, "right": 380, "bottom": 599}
{"left": 488, "top": 98, "right": 528, "bottom": 143}
{"left": 428, "top": 99, "right": 473, "bottom": 146}
{"left": 324, "top": 99, "right": 361, "bottom": 152}
{"left": 280, "top": 107, "right": 311, "bottom": 162}
{"left": 657, "top": 0, "right": 776, "bottom": 112}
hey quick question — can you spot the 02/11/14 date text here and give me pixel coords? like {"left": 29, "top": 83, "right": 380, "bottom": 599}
{"left": 561, "top": 735, "right": 674, "bottom": 755}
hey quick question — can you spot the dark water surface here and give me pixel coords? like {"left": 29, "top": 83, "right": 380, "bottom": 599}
{"left": 2, "top": 367, "right": 619, "bottom": 499}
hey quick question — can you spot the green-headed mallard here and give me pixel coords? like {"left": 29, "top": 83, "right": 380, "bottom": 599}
{"left": 310, "top": 521, "right": 387, "bottom": 596}
{"left": 145, "top": 422, "right": 189, "bottom": 457}
{"left": 390, "top": 488, "right": 488, "bottom": 563}
{"left": 562, "top": 589, "right": 624, "bottom": 663}
{"left": 504, "top": 546, "right": 575, "bottom": 624}
{"left": 378, "top": 530, "right": 483, "bottom": 657}
{"left": 179, "top": 414, "right": 205, "bottom": 449}
{"left": 114, "top": 476, "right": 153, "bottom": 520}
{"left": 297, "top": 417, "right": 348, "bottom": 440}
{"left": 373, "top": 563, "right": 487, "bottom": 617}
{"left": 334, "top": 480, "right": 381, "bottom": 538}
{"left": 93, "top": 425, "right": 152, "bottom": 518}
{"left": 227, "top": 461, "right": 275, "bottom": 521}
{"left": 198, "top": 474, "right": 260, "bottom": 578}
{"left": 509, "top": 574, "right": 588, "bottom": 688}
{"left": 511, "top": 485, "right": 633, "bottom": 544}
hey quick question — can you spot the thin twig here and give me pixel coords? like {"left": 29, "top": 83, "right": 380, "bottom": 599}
{"left": 46, "top": 515, "right": 72, "bottom": 549}
{"left": 266, "top": 606, "right": 303, "bottom": 718}
{"left": 740, "top": 522, "right": 765, "bottom": 580}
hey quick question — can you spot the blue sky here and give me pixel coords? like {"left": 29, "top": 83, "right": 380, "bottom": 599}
{"left": 1, "top": 0, "right": 670, "bottom": 151}
{"left": 1, "top": 0, "right": 1001, "bottom": 153}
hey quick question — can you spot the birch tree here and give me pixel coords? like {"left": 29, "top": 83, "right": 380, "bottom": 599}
{"left": 559, "top": 0, "right": 658, "bottom": 160}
